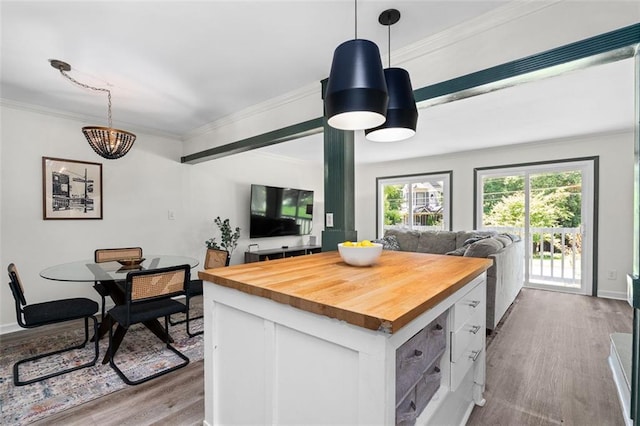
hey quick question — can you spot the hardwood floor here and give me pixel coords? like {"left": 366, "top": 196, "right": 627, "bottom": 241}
{"left": 14, "top": 288, "right": 634, "bottom": 425}
{"left": 468, "top": 288, "right": 632, "bottom": 426}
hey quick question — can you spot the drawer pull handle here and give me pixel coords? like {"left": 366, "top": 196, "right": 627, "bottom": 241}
{"left": 435, "top": 323, "right": 443, "bottom": 331}
{"left": 468, "top": 300, "right": 481, "bottom": 308}
{"left": 414, "top": 349, "right": 423, "bottom": 357}
{"left": 470, "top": 325, "right": 481, "bottom": 334}
{"left": 469, "top": 350, "right": 482, "bottom": 362}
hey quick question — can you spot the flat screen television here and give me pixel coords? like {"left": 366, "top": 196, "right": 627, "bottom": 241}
{"left": 250, "top": 184, "right": 314, "bottom": 238}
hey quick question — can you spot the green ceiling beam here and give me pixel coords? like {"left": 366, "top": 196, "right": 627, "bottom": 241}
{"left": 181, "top": 117, "right": 323, "bottom": 164}
{"left": 413, "top": 22, "right": 639, "bottom": 103}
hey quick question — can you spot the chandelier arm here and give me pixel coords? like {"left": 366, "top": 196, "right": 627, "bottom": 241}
{"left": 59, "top": 69, "right": 113, "bottom": 128}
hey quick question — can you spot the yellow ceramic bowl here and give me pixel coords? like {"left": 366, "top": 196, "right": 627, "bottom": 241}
{"left": 337, "top": 243, "right": 383, "bottom": 266}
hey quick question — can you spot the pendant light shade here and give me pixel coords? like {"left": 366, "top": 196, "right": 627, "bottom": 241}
{"left": 325, "top": 39, "right": 388, "bottom": 130}
{"left": 365, "top": 67, "right": 418, "bottom": 142}
{"left": 82, "top": 126, "right": 136, "bottom": 159}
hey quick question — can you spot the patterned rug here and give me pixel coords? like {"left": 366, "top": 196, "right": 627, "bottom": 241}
{"left": 0, "top": 310, "right": 203, "bottom": 425}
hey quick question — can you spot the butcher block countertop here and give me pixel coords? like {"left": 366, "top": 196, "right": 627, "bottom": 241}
{"left": 199, "top": 250, "right": 492, "bottom": 333}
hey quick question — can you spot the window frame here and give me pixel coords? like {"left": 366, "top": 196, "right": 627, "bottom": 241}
{"left": 376, "top": 171, "right": 452, "bottom": 238}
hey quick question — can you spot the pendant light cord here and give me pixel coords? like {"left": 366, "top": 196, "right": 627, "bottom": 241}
{"left": 387, "top": 13, "right": 391, "bottom": 68}
{"left": 58, "top": 68, "right": 113, "bottom": 129}
{"left": 354, "top": 0, "right": 358, "bottom": 39}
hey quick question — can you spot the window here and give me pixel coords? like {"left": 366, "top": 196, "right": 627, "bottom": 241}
{"left": 377, "top": 172, "right": 452, "bottom": 237}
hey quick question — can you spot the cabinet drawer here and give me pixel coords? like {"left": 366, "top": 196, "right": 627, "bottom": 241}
{"left": 451, "top": 280, "right": 485, "bottom": 332}
{"left": 450, "top": 330, "right": 483, "bottom": 392}
{"left": 396, "top": 364, "right": 442, "bottom": 426}
{"left": 396, "top": 312, "right": 446, "bottom": 405}
{"left": 450, "top": 304, "right": 484, "bottom": 363}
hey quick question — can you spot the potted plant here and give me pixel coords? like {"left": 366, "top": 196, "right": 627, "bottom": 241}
{"left": 206, "top": 216, "right": 241, "bottom": 258}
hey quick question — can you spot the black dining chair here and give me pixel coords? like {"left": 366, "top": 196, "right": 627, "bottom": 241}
{"left": 107, "top": 264, "right": 191, "bottom": 385}
{"left": 7, "top": 263, "right": 100, "bottom": 386}
{"left": 93, "top": 247, "right": 143, "bottom": 321}
{"left": 170, "top": 248, "right": 229, "bottom": 337}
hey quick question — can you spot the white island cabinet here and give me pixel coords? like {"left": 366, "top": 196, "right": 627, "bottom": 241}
{"left": 199, "top": 251, "right": 491, "bottom": 425}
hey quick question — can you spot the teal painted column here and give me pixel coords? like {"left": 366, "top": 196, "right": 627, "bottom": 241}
{"left": 321, "top": 80, "right": 357, "bottom": 251}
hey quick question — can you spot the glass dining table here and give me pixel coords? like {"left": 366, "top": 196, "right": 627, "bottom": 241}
{"left": 40, "top": 255, "right": 199, "bottom": 364}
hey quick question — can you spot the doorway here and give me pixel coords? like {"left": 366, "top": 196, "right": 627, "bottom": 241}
{"left": 476, "top": 158, "right": 597, "bottom": 295}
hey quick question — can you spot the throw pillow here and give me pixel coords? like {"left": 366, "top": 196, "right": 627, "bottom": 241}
{"left": 464, "top": 237, "right": 503, "bottom": 258}
{"left": 374, "top": 235, "right": 400, "bottom": 251}
{"left": 462, "top": 235, "right": 490, "bottom": 247}
{"left": 494, "top": 235, "right": 512, "bottom": 247}
{"left": 501, "top": 232, "right": 522, "bottom": 242}
{"left": 446, "top": 246, "right": 467, "bottom": 256}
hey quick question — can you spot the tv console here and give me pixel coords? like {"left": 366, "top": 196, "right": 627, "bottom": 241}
{"left": 244, "top": 245, "right": 321, "bottom": 263}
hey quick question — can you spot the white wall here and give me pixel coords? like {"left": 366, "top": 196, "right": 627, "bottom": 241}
{"left": 0, "top": 106, "right": 187, "bottom": 330}
{"left": 0, "top": 105, "right": 324, "bottom": 332}
{"left": 355, "top": 131, "right": 635, "bottom": 299}
{"left": 186, "top": 150, "right": 324, "bottom": 266}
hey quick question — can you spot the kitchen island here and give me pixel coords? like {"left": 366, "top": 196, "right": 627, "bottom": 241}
{"left": 200, "top": 250, "right": 492, "bottom": 425}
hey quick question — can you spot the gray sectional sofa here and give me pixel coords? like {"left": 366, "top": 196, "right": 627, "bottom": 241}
{"left": 380, "top": 229, "right": 524, "bottom": 331}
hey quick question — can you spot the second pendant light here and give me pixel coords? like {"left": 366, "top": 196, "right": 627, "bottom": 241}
{"left": 365, "top": 9, "right": 418, "bottom": 142}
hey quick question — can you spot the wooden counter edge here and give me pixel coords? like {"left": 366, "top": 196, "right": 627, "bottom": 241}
{"left": 199, "top": 258, "right": 492, "bottom": 334}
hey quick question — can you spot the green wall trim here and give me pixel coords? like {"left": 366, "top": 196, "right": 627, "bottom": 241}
{"left": 181, "top": 117, "right": 323, "bottom": 164}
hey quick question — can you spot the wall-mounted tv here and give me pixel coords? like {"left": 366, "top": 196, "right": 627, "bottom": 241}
{"left": 250, "top": 184, "right": 314, "bottom": 238}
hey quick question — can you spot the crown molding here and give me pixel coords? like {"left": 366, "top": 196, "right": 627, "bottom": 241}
{"left": 184, "top": 81, "right": 322, "bottom": 141}
{"left": 0, "top": 98, "right": 181, "bottom": 141}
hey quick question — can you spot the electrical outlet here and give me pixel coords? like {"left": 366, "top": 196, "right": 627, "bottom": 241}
{"left": 326, "top": 213, "right": 334, "bottom": 227}
{"left": 168, "top": 210, "right": 175, "bottom": 220}
{"left": 607, "top": 270, "right": 617, "bottom": 280}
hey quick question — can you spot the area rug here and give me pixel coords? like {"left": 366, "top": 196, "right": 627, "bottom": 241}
{"left": 0, "top": 312, "right": 203, "bottom": 425}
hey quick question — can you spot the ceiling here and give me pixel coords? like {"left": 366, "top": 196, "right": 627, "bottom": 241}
{"left": 1, "top": 1, "right": 635, "bottom": 164}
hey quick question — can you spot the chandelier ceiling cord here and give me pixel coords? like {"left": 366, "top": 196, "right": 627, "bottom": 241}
{"left": 50, "top": 59, "right": 136, "bottom": 160}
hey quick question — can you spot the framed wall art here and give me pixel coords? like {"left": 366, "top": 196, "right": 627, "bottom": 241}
{"left": 42, "top": 157, "right": 103, "bottom": 220}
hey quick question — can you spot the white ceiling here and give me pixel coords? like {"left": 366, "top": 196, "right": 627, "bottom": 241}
{"left": 0, "top": 1, "right": 635, "bottom": 165}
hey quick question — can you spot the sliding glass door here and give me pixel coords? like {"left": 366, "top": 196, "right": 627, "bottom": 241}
{"left": 477, "top": 159, "right": 596, "bottom": 295}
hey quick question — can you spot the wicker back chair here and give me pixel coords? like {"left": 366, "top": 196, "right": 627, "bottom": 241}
{"left": 7, "top": 263, "right": 99, "bottom": 386}
{"left": 93, "top": 247, "right": 143, "bottom": 320}
{"left": 95, "top": 247, "right": 143, "bottom": 263}
{"left": 107, "top": 264, "right": 190, "bottom": 385}
{"left": 170, "top": 248, "right": 229, "bottom": 337}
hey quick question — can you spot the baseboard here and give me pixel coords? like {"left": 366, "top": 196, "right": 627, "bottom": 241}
{"left": 597, "top": 290, "right": 627, "bottom": 300}
{"left": 0, "top": 322, "right": 21, "bottom": 336}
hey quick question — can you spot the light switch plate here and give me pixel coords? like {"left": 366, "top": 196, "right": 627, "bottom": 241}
{"left": 326, "top": 213, "right": 333, "bottom": 227}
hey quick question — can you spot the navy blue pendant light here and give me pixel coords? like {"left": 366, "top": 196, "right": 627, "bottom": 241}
{"left": 324, "top": 0, "right": 388, "bottom": 131}
{"left": 365, "top": 9, "right": 418, "bottom": 142}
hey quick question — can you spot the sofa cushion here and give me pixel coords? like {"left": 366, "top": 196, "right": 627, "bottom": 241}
{"left": 384, "top": 229, "right": 420, "bottom": 252}
{"left": 463, "top": 237, "right": 503, "bottom": 258}
{"left": 373, "top": 235, "right": 400, "bottom": 251}
{"left": 417, "top": 231, "right": 457, "bottom": 254}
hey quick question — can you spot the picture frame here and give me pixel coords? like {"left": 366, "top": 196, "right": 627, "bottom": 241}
{"left": 42, "top": 156, "right": 103, "bottom": 220}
